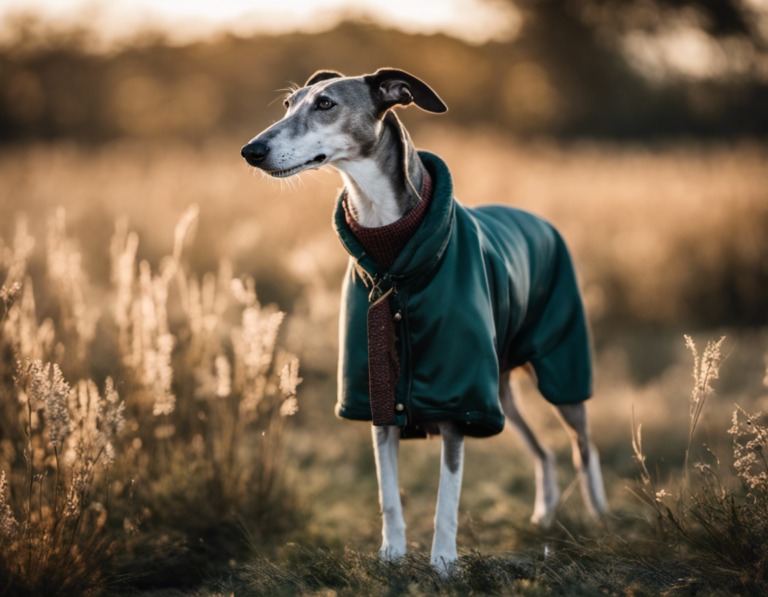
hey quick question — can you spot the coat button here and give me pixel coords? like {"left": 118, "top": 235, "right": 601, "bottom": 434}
{"left": 393, "top": 312, "right": 402, "bottom": 322}
{"left": 395, "top": 403, "right": 404, "bottom": 412}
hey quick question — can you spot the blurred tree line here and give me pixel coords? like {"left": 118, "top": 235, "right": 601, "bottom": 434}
{"left": 1, "top": 0, "right": 767, "bottom": 143}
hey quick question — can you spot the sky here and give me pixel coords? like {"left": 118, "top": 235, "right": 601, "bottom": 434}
{"left": 0, "top": 0, "right": 522, "bottom": 47}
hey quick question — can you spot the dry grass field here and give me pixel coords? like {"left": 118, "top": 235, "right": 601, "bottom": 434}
{"left": 1, "top": 128, "right": 768, "bottom": 596}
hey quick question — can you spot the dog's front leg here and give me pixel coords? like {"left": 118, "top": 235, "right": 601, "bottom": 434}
{"left": 431, "top": 421, "right": 464, "bottom": 575}
{"left": 372, "top": 425, "right": 407, "bottom": 560}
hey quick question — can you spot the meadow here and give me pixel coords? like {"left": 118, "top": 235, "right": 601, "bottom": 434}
{"left": 1, "top": 128, "right": 768, "bottom": 596}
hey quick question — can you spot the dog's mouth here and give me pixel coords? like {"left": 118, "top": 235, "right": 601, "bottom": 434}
{"left": 266, "top": 154, "right": 327, "bottom": 178}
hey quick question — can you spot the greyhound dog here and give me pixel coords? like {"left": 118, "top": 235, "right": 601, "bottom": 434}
{"left": 241, "top": 68, "right": 607, "bottom": 574}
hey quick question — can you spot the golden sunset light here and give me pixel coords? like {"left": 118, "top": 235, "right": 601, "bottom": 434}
{"left": 1, "top": 1, "right": 768, "bottom": 595}
{"left": 0, "top": 0, "right": 522, "bottom": 46}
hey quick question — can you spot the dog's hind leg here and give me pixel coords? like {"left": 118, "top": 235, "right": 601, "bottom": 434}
{"left": 372, "top": 425, "right": 407, "bottom": 560}
{"left": 554, "top": 403, "right": 608, "bottom": 519}
{"left": 499, "top": 370, "right": 559, "bottom": 528}
{"left": 430, "top": 420, "right": 464, "bottom": 575}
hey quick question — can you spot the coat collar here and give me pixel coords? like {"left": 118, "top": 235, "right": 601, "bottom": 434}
{"left": 333, "top": 151, "right": 455, "bottom": 282}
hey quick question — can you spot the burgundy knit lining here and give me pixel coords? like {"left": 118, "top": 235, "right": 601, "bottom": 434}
{"left": 344, "top": 168, "right": 433, "bottom": 425}
{"left": 343, "top": 169, "right": 433, "bottom": 269}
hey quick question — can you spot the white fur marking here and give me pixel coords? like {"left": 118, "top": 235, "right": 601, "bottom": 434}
{"left": 580, "top": 443, "right": 608, "bottom": 518}
{"left": 430, "top": 423, "right": 464, "bottom": 575}
{"left": 530, "top": 450, "right": 559, "bottom": 528}
{"left": 372, "top": 426, "right": 407, "bottom": 560}
{"left": 334, "top": 159, "right": 403, "bottom": 227}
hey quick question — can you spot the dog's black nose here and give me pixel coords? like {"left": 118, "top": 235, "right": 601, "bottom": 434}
{"left": 241, "top": 141, "right": 269, "bottom": 164}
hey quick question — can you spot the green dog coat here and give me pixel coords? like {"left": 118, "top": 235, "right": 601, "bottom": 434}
{"left": 333, "top": 151, "right": 593, "bottom": 438}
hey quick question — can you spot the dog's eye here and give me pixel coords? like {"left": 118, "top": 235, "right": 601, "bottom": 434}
{"left": 316, "top": 98, "right": 335, "bottom": 111}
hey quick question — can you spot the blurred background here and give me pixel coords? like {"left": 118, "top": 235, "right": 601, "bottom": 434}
{"left": 1, "top": 0, "right": 768, "bottom": 591}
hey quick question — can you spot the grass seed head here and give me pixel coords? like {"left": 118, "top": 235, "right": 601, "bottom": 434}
{"left": 215, "top": 354, "right": 232, "bottom": 398}
{"left": 45, "top": 363, "right": 71, "bottom": 445}
{"left": 685, "top": 334, "right": 725, "bottom": 410}
{"left": 0, "top": 471, "right": 19, "bottom": 540}
{"left": 729, "top": 405, "right": 768, "bottom": 494}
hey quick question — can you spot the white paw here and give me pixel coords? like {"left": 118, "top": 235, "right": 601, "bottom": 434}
{"left": 581, "top": 447, "right": 608, "bottom": 519}
{"left": 379, "top": 540, "right": 406, "bottom": 562}
{"left": 531, "top": 451, "right": 559, "bottom": 528}
{"left": 530, "top": 508, "right": 556, "bottom": 528}
{"left": 430, "top": 552, "right": 458, "bottom": 577}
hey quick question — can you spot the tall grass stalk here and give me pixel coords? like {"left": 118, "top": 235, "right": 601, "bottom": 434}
{"left": 0, "top": 207, "right": 302, "bottom": 594}
{"left": 0, "top": 360, "right": 124, "bottom": 596}
{"left": 629, "top": 335, "right": 768, "bottom": 591}
{"left": 683, "top": 335, "right": 725, "bottom": 485}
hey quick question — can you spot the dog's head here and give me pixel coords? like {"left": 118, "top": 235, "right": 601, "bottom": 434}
{"left": 240, "top": 68, "right": 447, "bottom": 178}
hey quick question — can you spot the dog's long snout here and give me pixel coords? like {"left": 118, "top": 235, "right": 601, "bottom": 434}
{"left": 241, "top": 141, "right": 270, "bottom": 166}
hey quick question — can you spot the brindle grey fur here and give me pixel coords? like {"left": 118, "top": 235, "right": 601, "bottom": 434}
{"left": 241, "top": 68, "right": 607, "bottom": 575}
{"left": 440, "top": 421, "right": 464, "bottom": 474}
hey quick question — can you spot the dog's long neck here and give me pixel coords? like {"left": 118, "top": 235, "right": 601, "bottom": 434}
{"left": 335, "top": 112, "right": 424, "bottom": 228}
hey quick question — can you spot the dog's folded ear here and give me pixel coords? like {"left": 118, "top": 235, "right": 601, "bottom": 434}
{"left": 365, "top": 68, "right": 448, "bottom": 115}
{"left": 304, "top": 70, "right": 344, "bottom": 87}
